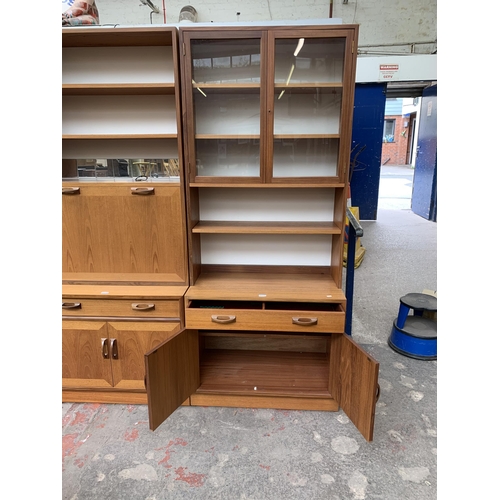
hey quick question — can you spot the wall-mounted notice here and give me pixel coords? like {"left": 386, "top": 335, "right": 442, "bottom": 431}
{"left": 379, "top": 64, "right": 400, "bottom": 80}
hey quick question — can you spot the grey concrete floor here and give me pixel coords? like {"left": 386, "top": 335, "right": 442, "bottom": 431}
{"left": 62, "top": 166, "right": 439, "bottom": 499}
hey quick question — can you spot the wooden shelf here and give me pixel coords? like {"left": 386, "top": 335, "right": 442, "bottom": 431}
{"left": 190, "top": 182, "right": 345, "bottom": 188}
{"left": 62, "top": 134, "right": 177, "bottom": 140}
{"left": 62, "top": 84, "right": 176, "bottom": 95}
{"left": 186, "top": 272, "right": 346, "bottom": 303}
{"left": 62, "top": 26, "right": 175, "bottom": 47}
{"left": 192, "top": 221, "right": 342, "bottom": 234}
{"left": 198, "top": 349, "right": 331, "bottom": 396}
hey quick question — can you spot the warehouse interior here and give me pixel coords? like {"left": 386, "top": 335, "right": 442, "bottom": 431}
{"left": 5, "top": 1, "right": 498, "bottom": 499}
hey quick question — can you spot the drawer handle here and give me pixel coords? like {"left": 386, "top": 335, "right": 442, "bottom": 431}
{"left": 101, "top": 338, "right": 109, "bottom": 359}
{"left": 211, "top": 315, "right": 236, "bottom": 324}
{"left": 292, "top": 317, "right": 318, "bottom": 326}
{"left": 131, "top": 187, "right": 155, "bottom": 195}
{"left": 62, "top": 187, "right": 80, "bottom": 195}
{"left": 62, "top": 302, "right": 81, "bottom": 310}
{"left": 131, "top": 303, "right": 155, "bottom": 311}
{"left": 111, "top": 338, "right": 118, "bottom": 359}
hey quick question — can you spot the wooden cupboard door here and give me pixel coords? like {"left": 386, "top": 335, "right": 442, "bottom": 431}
{"left": 145, "top": 328, "right": 199, "bottom": 431}
{"left": 62, "top": 184, "right": 188, "bottom": 284}
{"left": 338, "top": 334, "right": 379, "bottom": 441}
{"left": 106, "top": 321, "right": 181, "bottom": 391}
{"left": 62, "top": 320, "right": 114, "bottom": 389}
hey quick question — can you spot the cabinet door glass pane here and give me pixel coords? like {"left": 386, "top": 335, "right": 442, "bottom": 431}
{"left": 191, "top": 39, "right": 261, "bottom": 83}
{"left": 274, "top": 37, "right": 344, "bottom": 84}
{"left": 273, "top": 37, "right": 345, "bottom": 178}
{"left": 191, "top": 39, "right": 262, "bottom": 178}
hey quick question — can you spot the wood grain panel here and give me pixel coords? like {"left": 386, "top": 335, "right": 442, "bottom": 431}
{"left": 190, "top": 393, "right": 338, "bottom": 411}
{"left": 62, "top": 184, "right": 188, "bottom": 283}
{"left": 62, "top": 320, "right": 113, "bottom": 389}
{"left": 186, "top": 307, "right": 344, "bottom": 332}
{"left": 202, "top": 333, "right": 328, "bottom": 353}
{"left": 62, "top": 298, "right": 182, "bottom": 318}
{"left": 339, "top": 334, "right": 379, "bottom": 442}
{"left": 145, "top": 329, "right": 199, "bottom": 430}
{"left": 62, "top": 391, "right": 191, "bottom": 405}
{"left": 107, "top": 322, "right": 181, "bottom": 390}
{"left": 185, "top": 272, "right": 346, "bottom": 303}
{"left": 199, "top": 349, "right": 330, "bottom": 394}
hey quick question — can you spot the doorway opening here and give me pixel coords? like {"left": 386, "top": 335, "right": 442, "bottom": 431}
{"left": 378, "top": 96, "right": 420, "bottom": 210}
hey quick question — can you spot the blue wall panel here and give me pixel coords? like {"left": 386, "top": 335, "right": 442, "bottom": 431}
{"left": 350, "top": 83, "right": 387, "bottom": 220}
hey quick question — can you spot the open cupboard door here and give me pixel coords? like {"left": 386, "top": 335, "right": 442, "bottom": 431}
{"left": 145, "top": 329, "right": 199, "bottom": 430}
{"left": 339, "top": 334, "right": 380, "bottom": 441}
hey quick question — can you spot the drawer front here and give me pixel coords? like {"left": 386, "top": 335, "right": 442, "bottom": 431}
{"left": 62, "top": 298, "right": 183, "bottom": 319}
{"left": 186, "top": 307, "right": 345, "bottom": 333}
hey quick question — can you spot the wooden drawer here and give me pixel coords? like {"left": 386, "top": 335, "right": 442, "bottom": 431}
{"left": 62, "top": 298, "right": 183, "bottom": 319}
{"left": 185, "top": 300, "right": 345, "bottom": 333}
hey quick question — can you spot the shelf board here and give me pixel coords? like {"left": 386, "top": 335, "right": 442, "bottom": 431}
{"left": 62, "top": 134, "right": 177, "bottom": 140}
{"left": 62, "top": 83, "right": 176, "bottom": 95}
{"left": 274, "top": 82, "right": 343, "bottom": 89}
{"left": 195, "top": 134, "right": 260, "bottom": 140}
{"left": 62, "top": 26, "right": 175, "bottom": 47}
{"left": 192, "top": 221, "right": 342, "bottom": 234}
{"left": 198, "top": 349, "right": 331, "bottom": 396}
{"left": 192, "top": 83, "right": 261, "bottom": 89}
{"left": 186, "top": 271, "right": 346, "bottom": 303}
{"left": 190, "top": 182, "right": 345, "bottom": 188}
{"left": 274, "top": 134, "right": 340, "bottom": 139}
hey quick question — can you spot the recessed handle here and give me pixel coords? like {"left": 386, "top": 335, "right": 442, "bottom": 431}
{"left": 292, "top": 317, "right": 318, "bottom": 326}
{"left": 131, "top": 303, "right": 155, "bottom": 311}
{"left": 101, "top": 338, "right": 109, "bottom": 359}
{"left": 211, "top": 315, "right": 236, "bottom": 324}
{"left": 131, "top": 187, "right": 155, "bottom": 195}
{"left": 110, "top": 338, "right": 118, "bottom": 359}
{"left": 62, "top": 302, "right": 81, "bottom": 310}
{"left": 62, "top": 187, "right": 80, "bottom": 195}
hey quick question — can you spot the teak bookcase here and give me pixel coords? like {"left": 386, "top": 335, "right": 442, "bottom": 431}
{"left": 61, "top": 26, "right": 190, "bottom": 405}
{"left": 61, "top": 23, "right": 379, "bottom": 441}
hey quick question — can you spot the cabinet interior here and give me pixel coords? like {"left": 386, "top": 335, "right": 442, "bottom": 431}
{"left": 197, "top": 331, "right": 333, "bottom": 397}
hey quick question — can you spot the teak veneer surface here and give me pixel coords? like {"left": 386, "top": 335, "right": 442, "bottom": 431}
{"left": 186, "top": 272, "right": 346, "bottom": 304}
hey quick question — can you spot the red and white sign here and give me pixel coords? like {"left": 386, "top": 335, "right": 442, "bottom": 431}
{"left": 379, "top": 64, "right": 400, "bottom": 80}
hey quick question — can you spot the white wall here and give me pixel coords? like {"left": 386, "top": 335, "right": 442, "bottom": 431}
{"left": 94, "top": 0, "right": 436, "bottom": 55}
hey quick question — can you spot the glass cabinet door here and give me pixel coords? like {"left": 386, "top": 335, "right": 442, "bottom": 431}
{"left": 270, "top": 34, "right": 346, "bottom": 181}
{"left": 187, "top": 36, "right": 264, "bottom": 181}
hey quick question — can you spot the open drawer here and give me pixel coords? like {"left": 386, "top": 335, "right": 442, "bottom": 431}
{"left": 185, "top": 299, "right": 345, "bottom": 333}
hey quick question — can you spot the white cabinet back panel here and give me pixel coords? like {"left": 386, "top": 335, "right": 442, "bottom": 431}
{"left": 62, "top": 96, "right": 177, "bottom": 136}
{"left": 199, "top": 188, "right": 335, "bottom": 221}
{"left": 200, "top": 234, "right": 332, "bottom": 266}
{"left": 62, "top": 47, "right": 175, "bottom": 84}
{"left": 62, "top": 139, "right": 180, "bottom": 159}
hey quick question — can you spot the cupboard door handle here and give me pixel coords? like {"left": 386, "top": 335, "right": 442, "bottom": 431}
{"left": 62, "top": 187, "right": 80, "bottom": 195}
{"left": 131, "top": 303, "right": 155, "bottom": 311}
{"left": 110, "top": 338, "right": 118, "bottom": 359}
{"left": 292, "top": 317, "right": 318, "bottom": 326}
{"left": 131, "top": 187, "right": 155, "bottom": 195}
{"left": 62, "top": 302, "right": 81, "bottom": 310}
{"left": 101, "top": 338, "right": 109, "bottom": 359}
{"left": 211, "top": 315, "right": 236, "bottom": 324}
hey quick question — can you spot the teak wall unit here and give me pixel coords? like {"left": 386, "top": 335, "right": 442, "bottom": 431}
{"left": 62, "top": 26, "right": 190, "bottom": 405}
{"left": 61, "top": 23, "right": 379, "bottom": 441}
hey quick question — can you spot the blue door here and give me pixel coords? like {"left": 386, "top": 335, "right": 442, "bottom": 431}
{"left": 412, "top": 85, "right": 437, "bottom": 221}
{"left": 350, "top": 83, "right": 387, "bottom": 220}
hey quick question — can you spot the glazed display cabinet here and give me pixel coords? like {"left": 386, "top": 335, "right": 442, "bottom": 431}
{"left": 146, "top": 23, "right": 378, "bottom": 441}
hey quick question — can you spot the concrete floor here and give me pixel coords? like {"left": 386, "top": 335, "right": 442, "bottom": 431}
{"left": 62, "top": 167, "right": 438, "bottom": 499}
